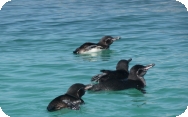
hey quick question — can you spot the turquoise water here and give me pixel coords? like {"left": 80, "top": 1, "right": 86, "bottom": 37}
{"left": 0, "top": 0, "right": 188, "bottom": 117}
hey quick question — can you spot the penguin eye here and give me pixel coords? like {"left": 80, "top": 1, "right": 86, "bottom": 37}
{"left": 137, "top": 68, "right": 147, "bottom": 77}
{"left": 77, "top": 88, "right": 85, "bottom": 98}
{"left": 137, "top": 69, "right": 143, "bottom": 75}
{"left": 105, "top": 39, "right": 112, "bottom": 45}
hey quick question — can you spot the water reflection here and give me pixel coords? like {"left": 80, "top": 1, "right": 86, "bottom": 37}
{"left": 49, "top": 108, "right": 72, "bottom": 116}
{"left": 74, "top": 50, "right": 114, "bottom": 62}
{"left": 132, "top": 101, "right": 147, "bottom": 107}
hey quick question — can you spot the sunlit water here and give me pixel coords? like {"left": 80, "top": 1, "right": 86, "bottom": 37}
{"left": 0, "top": 0, "right": 188, "bottom": 117}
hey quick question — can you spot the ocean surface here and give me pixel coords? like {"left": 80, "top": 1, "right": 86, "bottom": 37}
{"left": 0, "top": 0, "right": 188, "bottom": 117}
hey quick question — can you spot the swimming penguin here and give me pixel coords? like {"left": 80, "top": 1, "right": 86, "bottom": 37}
{"left": 73, "top": 36, "right": 121, "bottom": 54}
{"left": 91, "top": 58, "right": 132, "bottom": 83}
{"left": 88, "top": 63, "right": 155, "bottom": 93}
{"left": 47, "top": 83, "right": 91, "bottom": 112}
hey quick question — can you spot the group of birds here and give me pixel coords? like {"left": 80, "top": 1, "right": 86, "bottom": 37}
{"left": 47, "top": 36, "right": 155, "bottom": 112}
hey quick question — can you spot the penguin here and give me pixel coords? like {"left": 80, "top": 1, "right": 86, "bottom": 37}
{"left": 91, "top": 58, "right": 132, "bottom": 83}
{"left": 73, "top": 36, "right": 120, "bottom": 54}
{"left": 47, "top": 83, "right": 91, "bottom": 112}
{"left": 88, "top": 64, "right": 155, "bottom": 94}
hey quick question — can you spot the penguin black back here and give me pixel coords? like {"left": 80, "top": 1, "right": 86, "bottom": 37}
{"left": 91, "top": 58, "right": 132, "bottom": 83}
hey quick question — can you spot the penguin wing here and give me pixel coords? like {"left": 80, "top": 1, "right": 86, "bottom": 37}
{"left": 102, "top": 70, "right": 129, "bottom": 80}
{"left": 79, "top": 42, "right": 96, "bottom": 49}
{"left": 85, "top": 45, "right": 103, "bottom": 51}
{"left": 47, "top": 95, "right": 68, "bottom": 111}
{"left": 62, "top": 100, "right": 82, "bottom": 110}
{"left": 91, "top": 70, "right": 115, "bottom": 83}
{"left": 91, "top": 72, "right": 108, "bottom": 82}
{"left": 73, "top": 42, "right": 96, "bottom": 54}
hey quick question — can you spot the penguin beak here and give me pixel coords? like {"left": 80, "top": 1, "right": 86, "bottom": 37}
{"left": 84, "top": 84, "right": 93, "bottom": 90}
{"left": 127, "top": 58, "right": 132, "bottom": 63}
{"left": 137, "top": 63, "right": 155, "bottom": 77}
{"left": 111, "top": 36, "right": 121, "bottom": 41}
{"left": 144, "top": 63, "right": 155, "bottom": 71}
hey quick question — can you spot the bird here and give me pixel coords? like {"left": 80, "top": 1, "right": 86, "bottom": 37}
{"left": 47, "top": 83, "right": 92, "bottom": 112}
{"left": 73, "top": 36, "right": 120, "bottom": 54}
{"left": 91, "top": 58, "right": 132, "bottom": 83}
{"left": 88, "top": 63, "right": 155, "bottom": 94}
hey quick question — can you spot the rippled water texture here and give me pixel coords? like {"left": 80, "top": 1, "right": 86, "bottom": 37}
{"left": 0, "top": 0, "right": 188, "bottom": 117}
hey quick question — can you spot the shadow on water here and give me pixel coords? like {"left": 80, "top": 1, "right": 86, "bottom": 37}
{"left": 73, "top": 49, "right": 114, "bottom": 62}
